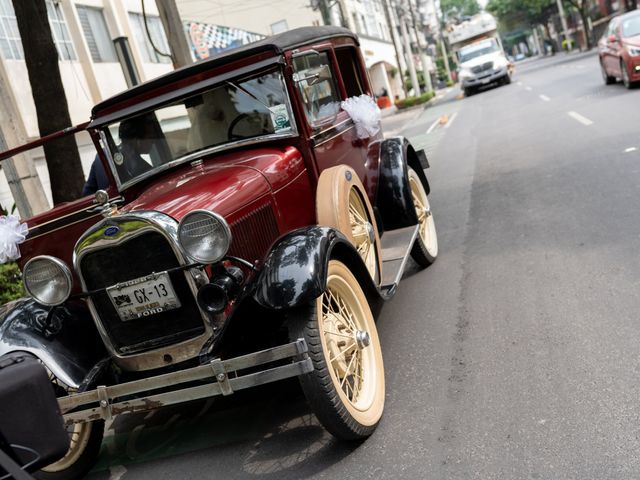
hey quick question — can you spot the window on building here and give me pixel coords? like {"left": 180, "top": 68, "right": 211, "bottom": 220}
{"left": 76, "top": 5, "right": 117, "bottom": 63}
{"left": 335, "top": 47, "right": 365, "bottom": 97}
{"left": 129, "top": 12, "right": 171, "bottom": 64}
{"left": 270, "top": 19, "right": 288, "bottom": 34}
{"left": 293, "top": 51, "right": 341, "bottom": 126}
{"left": 351, "top": 13, "right": 360, "bottom": 34}
{"left": 360, "top": 14, "right": 368, "bottom": 35}
{"left": 46, "top": 0, "right": 76, "bottom": 61}
{"left": 0, "top": 0, "right": 22, "bottom": 60}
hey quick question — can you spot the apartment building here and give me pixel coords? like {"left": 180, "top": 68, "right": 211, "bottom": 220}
{"left": 0, "top": 0, "right": 173, "bottom": 210}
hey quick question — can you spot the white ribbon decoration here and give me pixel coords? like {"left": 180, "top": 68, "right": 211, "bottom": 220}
{"left": 340, "top": 94, "right": 381, "bottom": 139}
{"left": 0, "top": 215, "right": 28, "bottom": 264}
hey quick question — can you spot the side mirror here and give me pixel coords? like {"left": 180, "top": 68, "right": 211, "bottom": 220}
{"left": 608, "top": 34, "right": 618, "bottom": 44}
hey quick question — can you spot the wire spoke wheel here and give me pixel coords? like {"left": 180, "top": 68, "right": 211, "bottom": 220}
{"left": 348, "top": 188, "right": 377, "bottom": 281}
{"left": 408, "top": 168, "right": 438, "bottom": 266}
{"left": 288, "top": 260, "right": 384, "bottom": 440}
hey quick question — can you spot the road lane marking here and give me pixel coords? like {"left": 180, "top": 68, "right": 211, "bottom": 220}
{"left": 109, "top": 465, "right": 127, "bottom": 480}
{"left": 525, "top": 86, "right": 532, "bottom": 91}
{"left": 539, "top": 94, "right": 550, "bottom": 102}
{"left": 426, "top": 118, "right": 440, "bottom": 134}
{"left": 625, "top": 147, "right": 638, "bottom": 153}
{"left": 517, "top": 81, "right": 523, "bottom": 86}
{"left": 444, "top": 112, "right": 458, "bottom": 129}
{"left": 567, "top": 111, "right": 593, "bottom": 126}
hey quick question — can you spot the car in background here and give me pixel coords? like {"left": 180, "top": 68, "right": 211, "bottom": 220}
{"left": 598, "top": 10, "right": 640, "bottom": 89}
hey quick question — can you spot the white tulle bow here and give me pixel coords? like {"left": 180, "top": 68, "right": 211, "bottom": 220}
{"left": 340, "top": 95, "right": 381, "bottom": 139}
{"left": 0, "top": 215, "right": 28, "bottom": 264}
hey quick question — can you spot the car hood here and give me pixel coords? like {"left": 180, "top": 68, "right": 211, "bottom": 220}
{"left": 460, "top": 52, "right": 505, "bottom": 69}
{"left": 122, "top": 147, "right": 304, "bottom": 222}
{"left": 623, "top": 36, "right": 640, "bottom": 47}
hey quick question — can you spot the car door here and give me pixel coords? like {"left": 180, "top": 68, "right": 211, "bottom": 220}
{"left": 291, "top": 47, "right": 371, "bottom": 197}
{"left": 604, "top": 20, "right": 622, "bottom": 75}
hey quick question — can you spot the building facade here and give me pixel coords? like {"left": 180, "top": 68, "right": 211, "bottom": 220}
{"left": 0, "top": 0, "right": 173, "bottom": 211}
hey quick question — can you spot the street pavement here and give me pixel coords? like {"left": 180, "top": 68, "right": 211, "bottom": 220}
{"left": 89, "top": 52, "right": 640, "bottom": 479}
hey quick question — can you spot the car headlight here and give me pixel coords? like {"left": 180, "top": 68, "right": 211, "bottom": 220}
{"left": 23, "top": 256, "right": 73, "bottom": 306}
{"left": 178, "top": 210, "right": 232, "bottom": 264}
{"left": 627, "top": 45, "right": 640, "bottom": 57}
{"left": 493, "top": 58, "right": 509, "bottom": 68}
{"left": 459, "top": 68, "right": 472, "bottom": 79}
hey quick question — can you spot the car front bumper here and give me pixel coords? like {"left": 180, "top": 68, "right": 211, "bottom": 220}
{"left": 462, "top": 67, "right": 509, "bottom": 88}
{"left": 58, "top": 339, "right": 313, "bottom": 425}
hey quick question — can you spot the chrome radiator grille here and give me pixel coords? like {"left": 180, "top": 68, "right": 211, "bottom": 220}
{"left": 228, "top": 203, "right": 280, "bottom": 263}
{"left": 471, "top": 61, "right": 494, "bottom": 74}
{"left": 80, "top": 231, "right": 204, "bottom": 354}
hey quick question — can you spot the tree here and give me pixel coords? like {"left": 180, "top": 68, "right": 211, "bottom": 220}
{"left": 564, "top": 0, "right": 593, "bottom": 49}
{"left": 441, "top": 0, "right": 481, "bottom": 18}
{"left": 12, "top": 0, "right": 85, "bottom": 204}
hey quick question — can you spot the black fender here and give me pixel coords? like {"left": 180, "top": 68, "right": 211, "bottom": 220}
{"left": 253, "top": 226, "right": 382, "bottom": 314}
{"left": 0, "top": 298, "right": 107, "bottom": 390}
{"left": 375, "top": 136, "right": 431, "bottom": 232}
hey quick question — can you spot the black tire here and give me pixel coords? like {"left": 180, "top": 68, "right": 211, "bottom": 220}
{"left": 34, "top": 420, "right": 104, "bottom": 480}
{"left": 621, "top": 60, "right": 634, "bottom": 89}
{"left": 408, "top": 168, "right": 438, "bottom": 267}
{"left": 464, "top": 87, "right": 474, "bottom": 97}
{"left": 287, "top": 260, "right": 385, "bottom": 440}
{"left": 503, "top": 74, "right": 512, "bottom": 85}
{"left": 601, "top": 60, "right": 615, "bottom": 85}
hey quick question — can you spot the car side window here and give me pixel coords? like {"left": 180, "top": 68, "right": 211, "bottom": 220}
{"left": 335, "top": 47, "right": 366, "bottom": 98}
{"left": 293, "top": 51, "right": 341, "bottom": 127}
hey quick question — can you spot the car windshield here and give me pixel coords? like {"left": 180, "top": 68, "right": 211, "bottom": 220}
{"left": 101, "top": 68, "right": 294, "bottom": 187}
{"left": 622, "top": 15, "right": 640, "bottom": 38}
{"left": 459, "top": 39, "right": 500, "bottom": 63}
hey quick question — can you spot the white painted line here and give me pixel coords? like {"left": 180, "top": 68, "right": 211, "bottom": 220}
{"left": 444, "top": 112, "right": 458, "bottom": 129}
{"left": 625, "top": 147, "right": 638, "bottom": 153}
{"left": 109, "top": 465, "right": 127, "bottom": 480}
{"left": 525, "top": 86, "right": 532, "bottom": 91}
{"left": 517, "top": 81, "right": 523, "bottom": 86}
{"left": 426, "top": 118, "right": 440, "bottom": 134}
{"left": 567, "top": 111, "right": 593, "bottom": 126}
{"left": 539, "top": 94, "right": 550, "bottom": 102}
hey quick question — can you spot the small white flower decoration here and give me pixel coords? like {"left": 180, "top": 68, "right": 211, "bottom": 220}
{"left": 0, "top": 215, "right": 28, "bottom": 264}
{"left": 340, "top": 94, "right": 381, "bottom": 139}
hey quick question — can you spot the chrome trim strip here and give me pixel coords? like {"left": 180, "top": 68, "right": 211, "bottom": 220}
{"left": 309, "top": 117, "right": 352, "bottom": 141}
{"left": 313, "top": 124, "right": 355, "bottom": 148}
{"left": 73, "top": 211, "right": 213, "bottom": 371}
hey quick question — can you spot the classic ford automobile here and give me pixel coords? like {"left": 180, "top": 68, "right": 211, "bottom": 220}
{"left": 0, "top": 26, "right": 437, "bottom": 479}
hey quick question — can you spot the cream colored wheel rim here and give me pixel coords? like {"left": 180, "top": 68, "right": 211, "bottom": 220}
{"left": 409, "top": 170, "right": 438, "bottom": 257}
{"left": 41, "top": 422, "right": 93, "bottom": 472}
{"left": 318, "top": 262, "right": 384, "bottom": 425}
{"left": 348, "top": 188, "right": 376, "bottom": 279}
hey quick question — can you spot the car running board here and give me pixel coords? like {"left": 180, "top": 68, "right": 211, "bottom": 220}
{"left": 379, "top": 224, "right": 420, "bottom": 298}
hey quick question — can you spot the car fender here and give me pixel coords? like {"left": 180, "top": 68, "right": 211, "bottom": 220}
{"left": 253, "top": 226, "right": 381, "bottom": 312}
{"left": 0, "top": 298, "right": 107, "bottom": 390}
{"left": 375, "top": 136, "right": 430, "bottom": 232}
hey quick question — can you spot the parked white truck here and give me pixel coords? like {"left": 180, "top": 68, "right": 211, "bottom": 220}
{"left": 448, "top": 13, "right": 513, "bottom": 96}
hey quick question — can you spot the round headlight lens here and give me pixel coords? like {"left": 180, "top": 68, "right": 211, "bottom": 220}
{"left": 178, "top": 210, "right": 232, "bottom": 264}
{"left": 23, "top": 256, "right": 73, "bottom": 306}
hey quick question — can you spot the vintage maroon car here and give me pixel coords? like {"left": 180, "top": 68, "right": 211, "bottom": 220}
{"left": 0, "top": 26, "right": 437, "bottom": 479}
{"left": 598, "top": 10, "right": 640, "bottom": 88}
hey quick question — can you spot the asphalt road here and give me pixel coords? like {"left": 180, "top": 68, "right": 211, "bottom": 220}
{"left": 89, "top": 52, "right": 640, "bottom": 480}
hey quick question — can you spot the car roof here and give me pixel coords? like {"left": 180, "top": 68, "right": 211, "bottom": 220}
{"left": 92, "top": 26, "right": 357, "bottom": 119}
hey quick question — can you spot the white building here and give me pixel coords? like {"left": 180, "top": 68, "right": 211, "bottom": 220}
{"left": 0, "top": 0, "right": 173, "bottom": 211}
{"left": 177, "top": 0, "right": 405, "bottom": 100}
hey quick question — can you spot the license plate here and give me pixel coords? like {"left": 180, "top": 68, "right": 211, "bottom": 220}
{"left": 107, "top": 272, "right": 181, "bottom": 322}
{"left": 482, "top": 78, "right": 491, "bottom": 84}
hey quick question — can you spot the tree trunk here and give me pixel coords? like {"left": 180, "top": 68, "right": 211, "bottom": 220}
{"left": 579, "top": 8, "right": 592, "bottom": 50}
{"left": 12, "top": 0, "right": 85, "bottom": 204}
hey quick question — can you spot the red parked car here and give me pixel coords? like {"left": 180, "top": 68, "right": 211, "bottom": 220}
{"left": 598, "top": 10, "right": 640, "bottom": 88}
{"left": 0, "top": 27, "right": 438, "bottom": 479}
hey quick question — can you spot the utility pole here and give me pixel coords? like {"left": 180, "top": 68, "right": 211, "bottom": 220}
{"left": 408, "top": 0, "right": 433, "bottom": 92}
{"left": 400, "top": 12, "right": 421, "bottom": 96}
{"left": 431, "top": 0, "right": 452, "bottom": 83}
{"left": 383, "top": 0, "right": 408, "bottom": 98}
{"left": 0, "top": 61, "right": 48, "bottom": 218}
{"left": 155, "top": 0, "right": 193, "bottom": 68}
{"left": 555, "top": 0, "right": 572, "bottom": 51}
